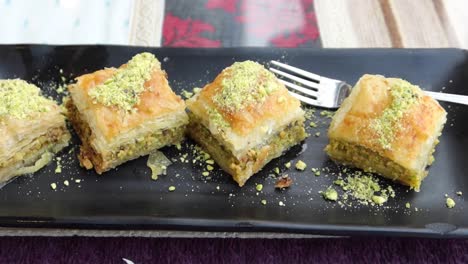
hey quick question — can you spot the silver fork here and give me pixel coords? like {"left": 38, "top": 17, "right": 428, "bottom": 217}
{"left": 269, "top": 60, "right": 468, "bottom": 108}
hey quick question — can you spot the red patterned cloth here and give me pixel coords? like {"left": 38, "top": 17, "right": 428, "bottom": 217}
{"left": 163, "top": 0, "right": 321, "bottom": 48}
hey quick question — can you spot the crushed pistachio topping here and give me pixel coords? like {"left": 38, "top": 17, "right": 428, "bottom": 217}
{"left": 314, "top": 132, "right": 320, "bottom": 137}
{"left": 168, "top": 186, "right": 176, "bottom": 192}
{"left": 456, "top": 191, "right": 463, "bottom": 196}
{"left": 55, "top": 158, "right": 62, "bottom": 174}
{"left": 342, "top": 173, "right": 380, "bottom": 201}
{"left": 175, "top": 143, "right": 182, "bottom": 150}
{"left": 446, "top": 197, "right": 456, "bottom": 208}
{"left": 64, "top": 180, "right": 69, "bottom": 186}
{"left": 208, "top": 108, "right": 229, "bottom": 128}
{"left": 202, "top": 171, "right": 210, "bottom": 177}
{"left": 309, "top": 122, "right": 317, "bottom": 128}
{"left": 370, "top": 80, "right": 420, "bottom": 149}
{"left": 0, "top": 79, "right": 53, "bottom": 120}
{"left": 206, "top": 165, "right": 214, "bottom": 171}
{"left": 75, "top": 179, "right": 81, "bottom": 183}
{"left": 333, "top": 179, "right": 344, "bottom": 185}
{"left": 304, "top": 107, "right": 316, "bottom": 120}
{"left": 295, "top": 160, "right": 307, "bottom": 171}
{"left": 256, "top": 184, "right": 263, "bottom": 192}
{"left": 405, "top": 202, "right": 411, "bottom": 209}
{"left": 330, "top": 170, "right": 396, "bottom": 206}
{"left": 50, "top": 183, "right": 57, "bottom": 190}
{"left": 181, "top": 89, "right": 194, "bottom": 99}
{"left": 320, "top": 110, "right": 334, "bottom": 118}
{"left": 261, "top": 199, "right": 267, "bottom": 205}
{"left": 212, "top": 61, "right": 279, "bottom": 112}
{"left": 372, "top": 195, "right": 387, "bottom": 205}
{"left": 88, "top": 52, "right": 159, "bottom": 111}
{"left": 322, "top": 188, "right": 338, "bottom": 201}
{"left": 273, "top": 167, "right": 280, "bottom": 175}
{"left": 285, "top": 162, "right": 291, "bottom": 169}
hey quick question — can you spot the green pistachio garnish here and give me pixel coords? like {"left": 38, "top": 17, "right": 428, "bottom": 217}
{"left": 370, "top": 80, "right": 420, "bottom": 149}
{"left": 446, "top": 197, "right": 455, "bottom": 208}
{"left": 295, "top": 160, "right": 307, "bottom": 171}
{"left": 208, "top": 108, "right": 229, "bottom": 129}
{"left": 322, "top": 188, "right": 338, "bottom": 201}
{"left": 0, "top": 79, "right": 53, "bottom": 120}
{"left": 273, "top": 167, "right": 280, "bottom": 175}
{"left": 334, "top": 179, "right": 344, "bottom": 186}
{"left": 372, "top": 195, "right": 387, "bottom": 205}
{"left": 333, "top": 170, "right": 394, "bottom": 206}
{"left": 181, "top": 89, "right": 194, "bottom": 99}
{"left": 320, "top": 110, "right": 335, "bottom": 118}
{"left": 168, "top": 186, "right": 176, "bottom": 192}
{"left": 212, "top": 61, "right": 279, "bottom": 112}
{"left": 88, "top": 52, "right": 160, "bottom": 112}
{"left": 256, "top": 184, "right": 263, "bottom": 192}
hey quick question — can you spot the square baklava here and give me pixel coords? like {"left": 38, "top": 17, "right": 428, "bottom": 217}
{"left": 66, "top": 52, "right": 188, "bottom": 174}
{"left": 0, "top": 79, "right": 70, "bottom": 183}
{"left": 325, "top": 74, "right": 447, "bottom": 190}
{"left": 186, "top": 61, "right": 307, "bottom": 186}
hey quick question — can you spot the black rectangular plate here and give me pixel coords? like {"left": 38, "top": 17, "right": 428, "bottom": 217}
{"left": 0, "top": 45, "right": 467, "bottom": 237}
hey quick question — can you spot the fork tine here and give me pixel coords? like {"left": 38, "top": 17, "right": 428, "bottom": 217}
{"left": 289, "top": 91, "right": 318, "bottom": 106}
{"left": 278, "top": 79, "right": 318, "bottom": 98}
{"left": 270, "top": 60, "right": 323, "bottom": 82}
{"left": 269, "top": 68, "right": 321, "bottom": 90}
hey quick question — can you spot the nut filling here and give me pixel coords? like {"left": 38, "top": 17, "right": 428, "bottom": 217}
{"left": 187, "top": 112, "right": 306, "bottom": 186}
{"left": 66, "top": 97, "right": 186, "bottom": 174}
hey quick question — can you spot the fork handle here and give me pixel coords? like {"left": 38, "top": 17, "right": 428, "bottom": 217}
{"left": 424, "top": 91, "right": 468, "bottom": 105}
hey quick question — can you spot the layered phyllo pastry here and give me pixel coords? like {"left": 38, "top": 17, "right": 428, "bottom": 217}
{"left": 325, "top": 74, "right": 447, "bottom": 190}
{"left": 66, "top": 53, "right": 188, "bottom": 174}
{"left": 0, "top": 79, "right": 70, "bottom": 183}
{"left": 186, "top": 61, "right": 307, "bottom": 186}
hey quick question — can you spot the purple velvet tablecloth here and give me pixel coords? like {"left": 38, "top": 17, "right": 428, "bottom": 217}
{"left": 0, "top": 237, "right": 467, "bottom": 263}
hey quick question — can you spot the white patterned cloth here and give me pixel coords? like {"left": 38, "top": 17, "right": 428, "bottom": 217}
{"left": 0, "top": 0, "right": 133, "bottom": 44}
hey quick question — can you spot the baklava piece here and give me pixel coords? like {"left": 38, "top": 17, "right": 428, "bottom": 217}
{"left": 0, "top": 80, "right": 70, "bottom": 183}
{"left": 66, "top": 53, "right": 188, "bottom": 174}
{"left": 186, "top": 61, "right": 307, "bottom": 186}
{"left": 325, "top": 74, "right": 447, "bottom": 190}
